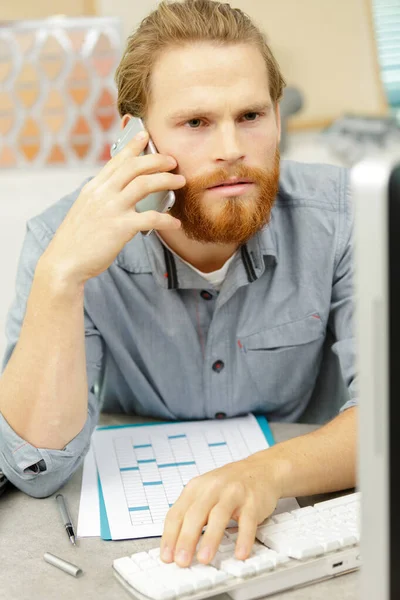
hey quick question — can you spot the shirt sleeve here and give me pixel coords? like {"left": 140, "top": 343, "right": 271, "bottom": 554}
{"left": 0, "top": 219, "right": 103, "bottom": 498}
{"left": 328, "top": 168, "right": 358, "bottom": 413}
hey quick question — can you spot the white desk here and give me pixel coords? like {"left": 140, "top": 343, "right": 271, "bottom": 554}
{"left": 0, "top": 416, "right": 358, "bottom": 600}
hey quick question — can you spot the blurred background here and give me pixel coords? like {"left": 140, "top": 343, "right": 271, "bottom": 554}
{"left": 0, "top": 0, "right": 399, "bottom": 357}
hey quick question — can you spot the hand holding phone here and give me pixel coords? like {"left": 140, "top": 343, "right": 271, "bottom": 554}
{"left": 111, "top": 118, "right": 176, "bottom": 215}
{"left": 41, "top": 122, "right": 185, "bottom": 285}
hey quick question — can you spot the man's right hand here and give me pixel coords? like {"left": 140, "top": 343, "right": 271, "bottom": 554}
{"left": 40, "top": 129, "right": 185, "bottom": 285}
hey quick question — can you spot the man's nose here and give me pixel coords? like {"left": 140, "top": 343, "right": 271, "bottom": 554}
{"left": 212, "top": 124, "right": 245, "bottom": 164}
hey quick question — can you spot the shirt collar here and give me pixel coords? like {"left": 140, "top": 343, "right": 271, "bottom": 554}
{"left": 115, "top": 219, "right": 277, "bottom": 290}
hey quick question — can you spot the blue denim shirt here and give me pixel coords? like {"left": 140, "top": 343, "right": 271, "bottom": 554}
{"left": 0, "top": 160, "right": 356, "bottom": 497}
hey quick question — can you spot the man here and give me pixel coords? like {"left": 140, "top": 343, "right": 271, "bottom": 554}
{"left": 0, "top": 0, "right": 356, "bottom": 569}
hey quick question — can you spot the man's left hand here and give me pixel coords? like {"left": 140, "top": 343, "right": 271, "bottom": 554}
{"left": 160, "top": 451, "right": 281, "bottom": 567}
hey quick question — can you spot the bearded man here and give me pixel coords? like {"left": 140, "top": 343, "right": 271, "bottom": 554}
{"left": 0, "top": 0, "right": 356, "bottom": 569}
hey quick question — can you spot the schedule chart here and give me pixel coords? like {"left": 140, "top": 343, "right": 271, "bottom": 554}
{"left": 93, "top": 414, "right": 271, "bottom": 540}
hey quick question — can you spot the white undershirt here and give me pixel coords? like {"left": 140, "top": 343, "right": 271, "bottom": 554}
{"left": 156, "top": 233, "right": 237, "bottom": 291}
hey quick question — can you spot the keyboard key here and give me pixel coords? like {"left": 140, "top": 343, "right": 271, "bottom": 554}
{"left": 138, "top": 558, "right": 160, "bottom": 571}
{"left": 131, "top": 551, "right": 152, "bottom": 565}
{"left": 218, "top": 535, "right": 236, "bottom": 553}
{"left": 160, "top": 564, "right": 194, "bottom": 595}
{"left": 314, "top": 493, "right": 360, "bottom": 511}
{"left": 132, "top": 572, "right": 175, "bottom": 600}
{"left": 257, "top": 521, "right": 293, "bottom": 538}
{"left": 114, "top": 563, "right": 175, "bottom": 600}
{"left": 272, "top": 512, "right": 294, "bottom": 523}
{"left": 245, "top": 554, "right": 275, "bottom": 573}
{"left": 113, "top": 556, "right": 141, "bottom": 578}
{"left": 218, "top": 557, "right": 255, "bottom": 577}
{"left": 189, "top": 564, "right": 214, "bottom": 590}
{"left": 260, "top": 533, "right": 325, "bottom": 560}
{"left": 291, "top": 507, "right": 316, "bottom": 518}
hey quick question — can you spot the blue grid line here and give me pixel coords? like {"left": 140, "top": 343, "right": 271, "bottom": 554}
{"left": 133, "top": 444, "right": 152, "bottom": 449}
{"left": 137, "top": 459, "right": 156, "bottom": 464}
{"left": 143, "top": 481, "right": 163, "bottom": 486}
{"left": 168, "top": 434, "right": 186, "bottom": 439}
{"left": 158, "top": 461, "right": 196, "bottom": 468}
{"left": 128, "top": 506, "right": 150, "bottom": 512}
{"left": 208, "top": 442, "right": 227, "bottom": 447}
{"left": 120, "top": 466, "right": 139, "bottom": 471}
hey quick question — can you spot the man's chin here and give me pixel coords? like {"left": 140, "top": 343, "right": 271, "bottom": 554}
{"left": 179, "top": 226, "right": 246, "bottom": 245}
{"left": 179, "top": 210, "right": 268, "bottom": 245}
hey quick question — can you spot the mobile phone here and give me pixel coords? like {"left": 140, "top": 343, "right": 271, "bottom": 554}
{"left": 110, "top": 117, "right": 176, "bottom": 215}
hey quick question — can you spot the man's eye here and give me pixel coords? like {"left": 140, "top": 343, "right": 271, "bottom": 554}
{"left": 187, "top": 119, "right": 203, "bottom": 128}
{"left": 243, "top": 112, "right": 259, "bottom": 121}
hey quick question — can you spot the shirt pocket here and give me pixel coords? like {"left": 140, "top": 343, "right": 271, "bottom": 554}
{"left": 240, "top": 313, "right": 325, "bottom": 410}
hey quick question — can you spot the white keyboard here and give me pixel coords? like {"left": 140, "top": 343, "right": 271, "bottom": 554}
{"left": 113, "top": 492, "right": 361, "bottom": 600}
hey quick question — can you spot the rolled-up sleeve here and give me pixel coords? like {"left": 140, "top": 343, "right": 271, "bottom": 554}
{"left": 329, "top": 170, "right": 358, "bottom": 413}
{"left": 0, "top": 219, "right": 103, "bottom": 498}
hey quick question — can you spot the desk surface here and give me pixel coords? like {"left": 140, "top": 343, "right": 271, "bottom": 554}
{"left": 0, "top": 416, "right": 358, "bottom": 600}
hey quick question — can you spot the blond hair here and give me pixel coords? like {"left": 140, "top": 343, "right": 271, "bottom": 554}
{"left": 115, "top": 0, "right": 286, "bottom": 117}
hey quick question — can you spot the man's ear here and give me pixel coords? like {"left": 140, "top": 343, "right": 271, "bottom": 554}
{"left": 120, "top": 114, "right": 132, "bottom": 130}
{"left": 275, "top": 103, "right": 281, "bottom": 145}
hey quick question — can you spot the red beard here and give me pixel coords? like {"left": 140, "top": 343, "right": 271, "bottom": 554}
{"left": 170, "top": 149, "right": 280, "bottom": 245}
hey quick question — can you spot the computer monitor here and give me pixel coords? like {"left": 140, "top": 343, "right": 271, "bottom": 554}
{"left": 353, "top": 157, "right": 400, "bottom": 600}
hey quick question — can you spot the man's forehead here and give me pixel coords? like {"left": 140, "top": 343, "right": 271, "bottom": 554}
{"left": 149, "top": 42, "right": 271, "bottom": 111}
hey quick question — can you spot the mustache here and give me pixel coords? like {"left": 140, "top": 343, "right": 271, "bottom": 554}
{"left": 181, "top": 164, "right": 268, "bottom": 192}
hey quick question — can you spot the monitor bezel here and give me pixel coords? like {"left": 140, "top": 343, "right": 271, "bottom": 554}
{"left": 388, "top": 163, "right": 400, "bottom": 597}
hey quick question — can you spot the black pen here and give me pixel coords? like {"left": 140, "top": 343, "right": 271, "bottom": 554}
{"left": 56, "top": 493, "right": 76, "bottom": 546}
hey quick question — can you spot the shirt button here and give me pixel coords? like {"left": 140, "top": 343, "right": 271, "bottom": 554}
{"left": 212, "top": 360, "right": 225, "bottom": 373}
{"left": 215, "top": 412, "right": 227, "bottom": 419}
{"left": 200, "top": 290, "right": 213, "bottom": 300}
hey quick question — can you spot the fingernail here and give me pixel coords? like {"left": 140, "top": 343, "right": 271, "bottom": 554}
{"left": 176, "top": 549, "right": 189, "bottom": 564}
{"left": 197, "top": 547, "right": 211, "bottom": 562}
{"left": 136, "top": 130, "right": 147, "bottom": 140}
{"left": 161, "top": 546, "right": 173, "bottom": 562}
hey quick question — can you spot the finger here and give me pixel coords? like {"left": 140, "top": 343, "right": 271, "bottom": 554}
{"left": 235, "top": 507, "right": 258, "bottom": 560}
{"left": 110, "top": 152, "right": 178, "bottom": 192}
{"left": 160, "top": 486, "right": 198, "bottom": 563}
{"left": 121, "top": 172, "right": 186, "bottom": 209}
{"left": 129, "top": 210, "right": 181, "bottom": 233}
{"left": 173, "top": 504, "right": 212, "bottom": 567}
{"left": 95, "top": 130, "right": 150, "bottom": 185}
{"left": 197, "top": 501, "right": 238, "bottom": 564}
{"left": 160, "top": 506, "right": 185, "bottom": 563}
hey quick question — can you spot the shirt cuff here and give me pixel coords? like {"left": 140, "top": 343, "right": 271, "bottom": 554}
{"left": 0, "top": 409, "right": 94, "bottom": 484}
{"left": 339, "top": 397, "right": 358, "bottom": 412}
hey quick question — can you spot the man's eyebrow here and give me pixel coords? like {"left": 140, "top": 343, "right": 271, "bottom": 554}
{"left": 167, "top": 102, "right": 272, "bottom": 122}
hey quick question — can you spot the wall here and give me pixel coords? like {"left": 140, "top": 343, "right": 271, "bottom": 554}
{"left": 97, "top": 0, "right": 387, "bottom": 127}
{"left": 96, "top": 0, "right": 160, "bottom": 45}
{"left": 232, "top": 0, "right": 387, "bottom": 127}
{"left": 1, "top": 0, "right": 96, "bottom": 19}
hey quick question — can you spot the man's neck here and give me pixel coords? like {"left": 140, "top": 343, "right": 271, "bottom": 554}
{"left": 158, "top": 229, "right": 239, "bottom": 273}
